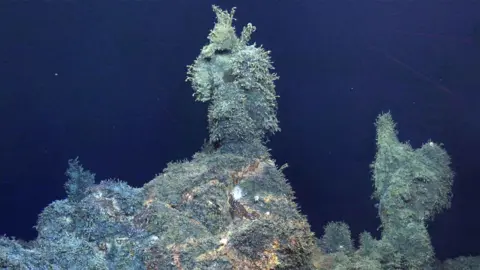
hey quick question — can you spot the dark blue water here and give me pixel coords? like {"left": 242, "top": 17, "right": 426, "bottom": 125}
{"left": 0, "top": 0, "right": 479, "bottom": 261}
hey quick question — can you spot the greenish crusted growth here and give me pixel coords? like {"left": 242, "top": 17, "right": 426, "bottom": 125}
{"left": 372, "top": 111, "right": 453, "bottom": 221}
{"left": 205, "top": 6, "right": 238, "bottom": 57}
{"left": 321, "top": 112, "right": 457, "bottom": 269}
{"left": 186, "top": 5, "right": 279, "bottom": 150}
{"left": 64, "top": 157, "right": 96, "bottom": 202}
{"left": 229, "top": 215, "right": 315, "bottom": 269}
{"left": 320, "top": 221, "right": 354, "bottom": 254}
{"left": 186, "top": 6, "right": 251, "bottom": 102}
{"left": 369, "top": 112, "right": 454, "bottom": 269}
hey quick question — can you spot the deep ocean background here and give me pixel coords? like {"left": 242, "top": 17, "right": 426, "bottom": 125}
{"left": 1, "top": 0, "right": 479, "bottom": 261}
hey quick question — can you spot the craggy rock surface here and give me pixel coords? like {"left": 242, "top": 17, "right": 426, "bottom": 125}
{"left": 0, "top": 6, "right": 316, "bottom": 270}
{"left": 1, "top": 5, "right": 478, "bottom": 270}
